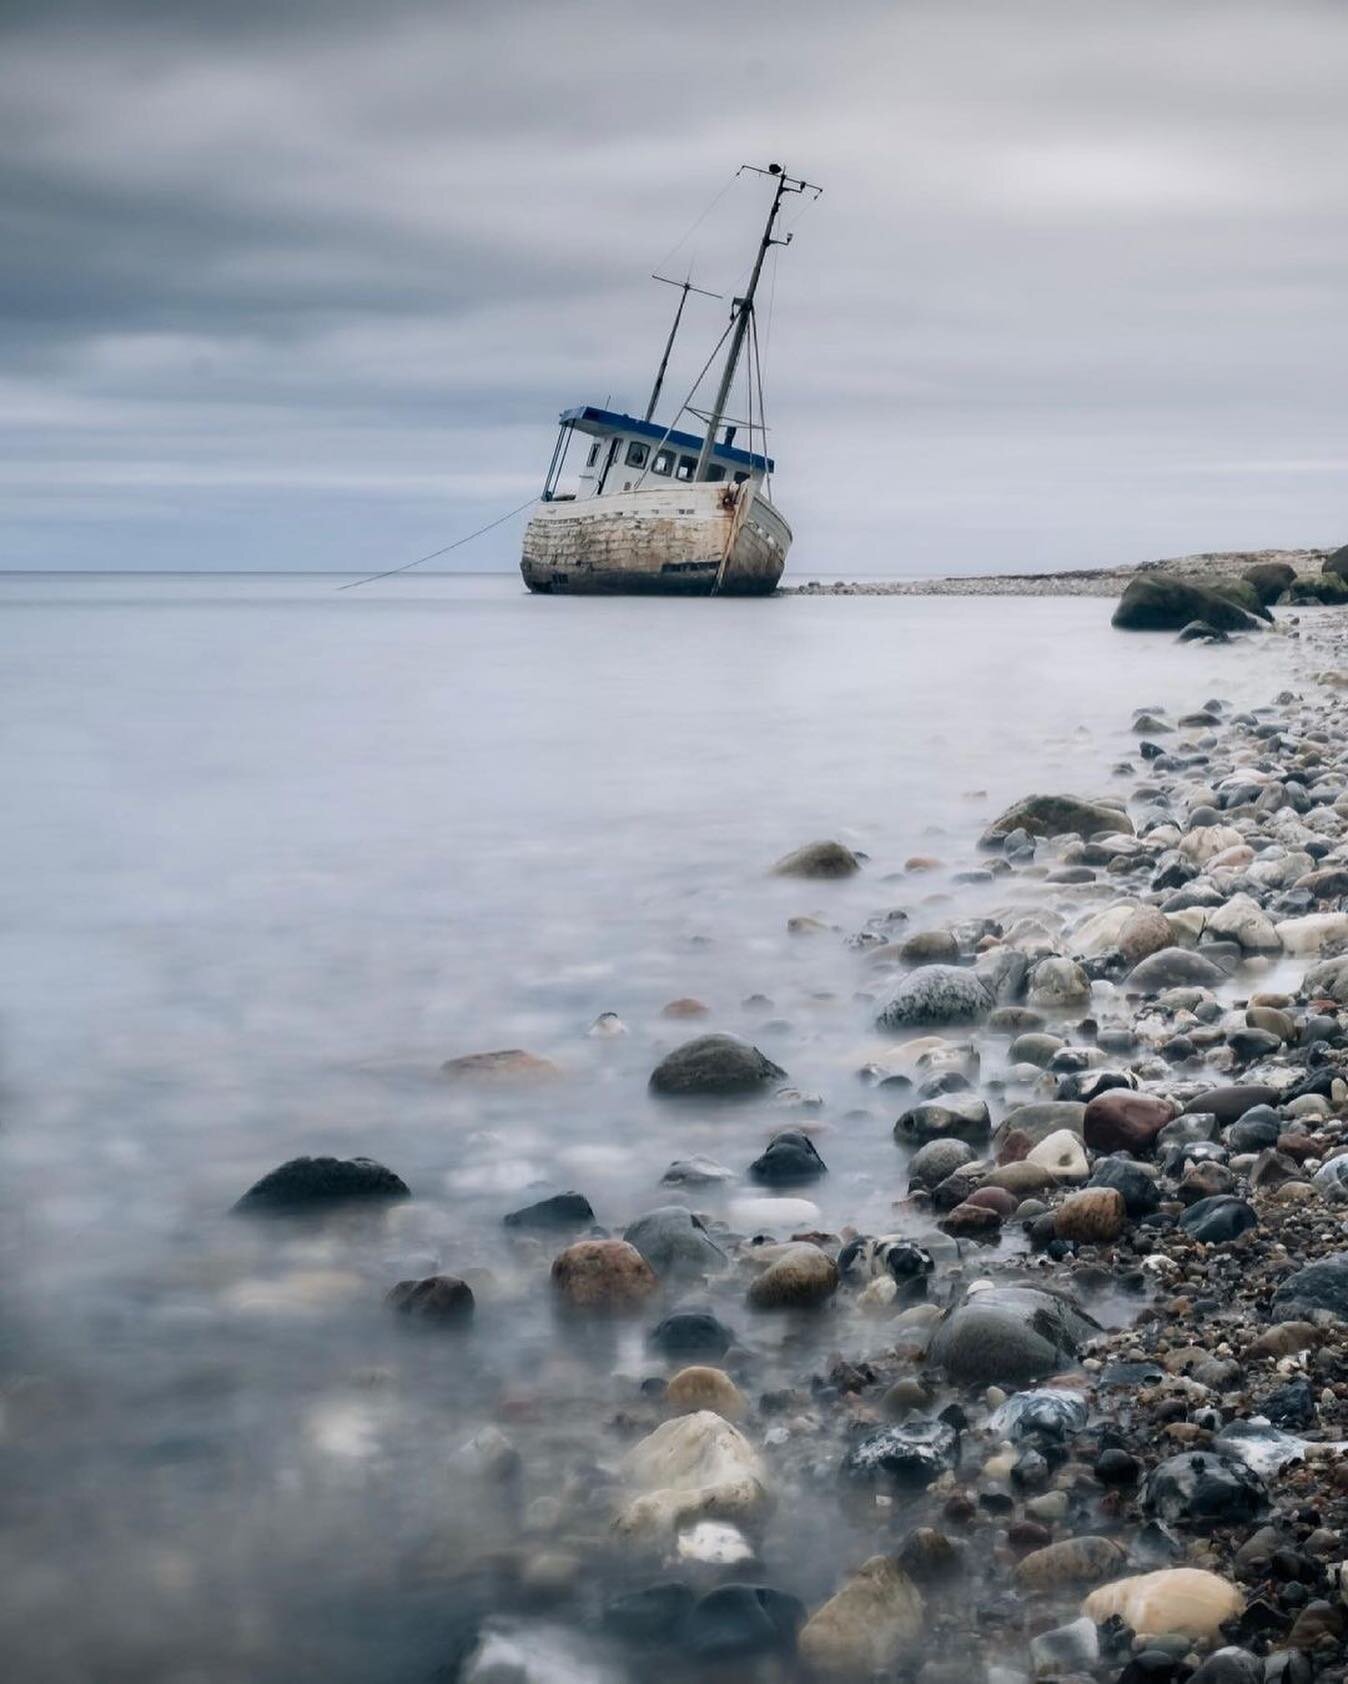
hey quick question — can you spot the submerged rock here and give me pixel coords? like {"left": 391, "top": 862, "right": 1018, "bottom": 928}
{"left": 616, "top": 1411, "right": 769, "bottom": 1536}
{"left": 981, "top": 793, "right": 1133, "bottom": 845}
{"left": 747, "top": 1130, "right": 827, "bottom": 1184}
{"left": 771, "top": 840, "right": 860, "bottom": 878}
{"left": 666, "top": 1366, "right": 746, "bottom": 1418}
{"left": 1126, "top": 946, "right": 1228, "bottom": 991}
{"left": 747, "top": 1243, "right": 839, "bottom": 1310}
{"left": 233, "top": 1155, "right": 410, "bottom": 1213}
{"left": 550, "top": 1239, "right": 658, "bottom": 1311}
{"left": 894, "top": 1093, "right": 991, "bottom": 1147}
{"left": 876, "top": 965, "right": 992, "bottom": 1029}
{"left": 441, "top": 1048, "right": 561, "bottom": 1083}
{"left": 648, "top": 1310, "right": 734, "bottom": 1359}
{"left": 649, "top": 1034, "right": 786, "bottom": 1097}
{"left": 386, "top": 1274, "right": 474, "bottom": 1323}
{"left": 681, "top": 1583, "right": 804, "bottom": 1662}
{"left": 504, "top": 1191, "right": 595, "bottom": 1231}
{"left": 624, "top": 1206, "right": 727, "bottom": 1277}
{"left": 840, "top": 1419, "right": 960, "bottom": 1489}
{"left": 1015, "top": 1535, "right": 1126, "bottom": 1588}
{"left": 797, "top": 1556, "right": 924, "bottom": 1678}
{"left": 1142, "top": 1450, "right": 1267, "bottom": 1529}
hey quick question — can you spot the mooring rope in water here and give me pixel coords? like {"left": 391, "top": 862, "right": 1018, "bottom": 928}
{"left": 335, "top": 497, "right": 538, "bottom": 591}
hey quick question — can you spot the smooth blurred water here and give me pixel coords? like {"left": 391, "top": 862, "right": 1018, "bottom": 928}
{"left": 0, "top": 572, "right": 1303, "bottom": 1681}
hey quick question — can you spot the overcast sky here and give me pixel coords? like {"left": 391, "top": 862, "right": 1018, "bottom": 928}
{"left": 4, "top": 0, "right": 1348, "bottom": 575}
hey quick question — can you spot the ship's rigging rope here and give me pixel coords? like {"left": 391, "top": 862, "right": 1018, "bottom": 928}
{"left": 630, "top": 316, "right": 735, "bottom": 492}
{"left": 334, "top": 496, "right": 537, "bottom": 591}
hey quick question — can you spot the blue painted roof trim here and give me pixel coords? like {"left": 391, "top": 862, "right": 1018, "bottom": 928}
{"left": 559, "top": 405, "right": 773, "bottom": 473}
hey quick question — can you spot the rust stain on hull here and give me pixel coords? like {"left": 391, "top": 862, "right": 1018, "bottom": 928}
{"left": 520, "top": 482, "right": 790, "bottom": 596}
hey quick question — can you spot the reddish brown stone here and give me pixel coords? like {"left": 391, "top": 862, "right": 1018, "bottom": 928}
{"left": 1083, "top": 1090, "right": 1175, "bottom": 1154}
{"left": 1054, "top": 1187, "right": 1127, "bottom": 1244}
{"left": 550, "top": 1239, "right": 658, "bottom": 1310}
{"left": 939, "top": 1201, "right": 1004, "bottom": 1240}
{"left": 965, "top": 1185, "right": 1019, "bottom": 1217}
{"left": 996, "top": 1129, "right": 1034, "bottom": 1165}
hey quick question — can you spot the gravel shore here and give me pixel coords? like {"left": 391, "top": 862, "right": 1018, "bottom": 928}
{"left": 786, "top": 548, "right": 1331, "bottom": 597}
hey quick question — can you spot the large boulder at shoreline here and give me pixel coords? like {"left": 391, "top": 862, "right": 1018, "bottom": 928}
{"left": 771, "top": 839, "right": 860, "bottom": 878}
{"left": 1291, "top": 571, "right": 1348, "bottom": 605}
{"left": 649, "top": 1034, "right": 785, "bottom": 1096}
{"left": 233, "top": 1155, "right": 411, "bottom": 1213}
{"left": 876, "top": 965, "right": 992, "bottom": 1029}
{"left": 1112, "top": 574, "right": 1265, "bottom": 632}
{"left": 981, "top": 793, "right": 1133, "bottom": 847}
{"left": 1325, "top": 544, "right": 1348, "bottom": 579}
{"left": 1243, "top": 560, "right": 1297, "bottom": 604}
{"left": 928, "top": 1283, "right": 1099, "bottom": 1384}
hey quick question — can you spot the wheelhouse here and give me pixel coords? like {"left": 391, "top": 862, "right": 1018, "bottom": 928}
{"left": 541, "top": 405, "right": 773, "bottom": 503}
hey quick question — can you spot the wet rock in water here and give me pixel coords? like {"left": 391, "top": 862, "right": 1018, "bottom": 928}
{"left": 441, "top": 1048, "right": 561, "bottom": 1083}
{"left": 1118, "top": 905, "right": 1175, "bottom": 964}
{"left": 1090, "top": 1157, "right": 1162, "bottom": 1217}
{"left": 550, "top": 1239, "right": 658, "bottom": 1311}
{"left": 1015, "top": 1534, "right": 1127, "bottom": 1589}
{"left": 386, "top": 1274, "right": 474, "bottom": 1324}
{"left": 666, "top": 1366, "right": 746, "bottom": 1419}
{"left": 1027, "top": 956, "right": 1092, "bottom": 1009}
{"left": 940, "top": 1200, "right": 1003, "bottom": 1240}
{"left": 837, "top": 1235, "right": 934, "bottom": 1292}
{"left": 746, "top": 1243, "right": 838, "bottom": 1310}
{"left": 797, "top": 1556, "right": 925, "bottom": 1679}
{"left": 602, "top": 1581, "right": 695, "bottom": 1643}
{"left": 1143, "top": 1451, "right": 1267, "bottom": 1529}
{"left": 1008, "top": 1031, "right": 1066, "bottom": 1067}
{"left": 624, "top": 1206, "right": 727, "bottom": 1277}
{"left": 233, "top": 1155, "right": 411, "bottom": 1213}
{"left": 1270, "top": 1252, "right": 1348, "bottom": 1321}
{"left": 616, "top": 1411, "right": 769, "bottom": 1536}
{"left": 771, "top": 840, "right": 860, "bottom": 879}
{"left": 840, "top": 1419, "right": 960, "bottom": 1490}
{"left": 661, "top": 997, "right": 710, "bottom": 1019}
{"left": 1054, "top": 1186, "right": 1127, "bottom": 1244}
{"left": 681, "top": 1583, "right": 805, "bottom": 1662}
{"left": 1207, "top": 893, "right": 1282, "bottom": 954}
{"left": 1225, "top": 1108, "right": 1281, "bottom": 1153}
{"left": 587, "top": 1011, "right": 628, "bottom": 1038}
{"left": 994, "top": 1100, "right": 1087, "bottom": 1148}
{"left": 503, "top": 1190, "right": 595, "bottom": 1231}
{"left": 929, "top": 1284, "right": 1098, "bottom": 1385}
{"left": 649, "top": 1310, "right": 735, "bottom": 1360}
{"left": 894, "top": 1093, "right": 991, "bottom": 1147}
{"left": 1030, "top": 1615, "right": 1099, "bottom": 1677}
{"left": 661, "top": 1154, "right": 735, "bottom": 1188}
{"left": 1112, "top": 574, "right": 1265, "bottom": 633}
{"left": 987, "top": 1387, "right": 1088, "bottom": 1443}
{"left": 1084, "top": 1089, "right": 1175, "bottom": 1154}
{"left": 747, "top": 1129, "right": 827, "bottom": 1184}
{"left": 1127, "top": 946, "right": 1228, "bottom": 991}
{"left": 908, "top": 1137, "right": 977, "bottom": 1189}
{"left": 1190, "top": 1649, "right": 1263, "bottom": 1684}
{"left": 1180, "top": 1084, "right": 1281, "bottom": 1125}
{"left": 1083, "top": 1567, "right": 1244, "bottom": 1643}
{"left": 899, "top": 927, "right": 960, "bottom": 965}
{"left": 1026, "top": 1129, "right": 1091, "bottom": 1183}
{"left": 649, "top": 1034, "right": 785, "bottom": 1097}
{"left": 1179, "top": 1195, "right": 1257, "bottom": 1244}
{"left": 981, "top": 793, "right": 1134, "bottom": 846}
{"left": 1244, "top": 560, "right": 1297, "bottom": 603}
{"left": 876, "top": 965, "right": 992, "bottom": 1029}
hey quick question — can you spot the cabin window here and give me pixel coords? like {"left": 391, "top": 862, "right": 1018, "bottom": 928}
{"left": 733, "top": 471, "right": 749, "bottom": 485}
{"left": 651, "top": 448, "right": 674, "bottom": 477}
{"left": 675, "top": 455, "right": 697, "bottom": 481}
{"left": 586, "top": 441, "right": 601, "bottom": 467}
{"left": 625, "top": 441, "right": 649, "bottom": 468}
{"left": 706, "top": 465, "right": 726, "bottom": 483}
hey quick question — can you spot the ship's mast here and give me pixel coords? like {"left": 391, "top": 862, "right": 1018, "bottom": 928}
{"left": 644, "top": 274, "right": 721, "bottom": 423}
{"left": 693, "top": 163, "right": 820, "bottom": 482}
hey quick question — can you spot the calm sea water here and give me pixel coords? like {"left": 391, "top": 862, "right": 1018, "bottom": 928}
{"left": 0, "top": 573, "right": 1303, "bottom": 1681}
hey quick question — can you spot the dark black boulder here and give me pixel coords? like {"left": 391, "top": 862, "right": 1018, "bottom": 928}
{"left": 603, "top": 1581, "right": 695, "bottom": 1643}
{"left": 648, "top": 1309, "right": 734, "bottom": 1359}
{"left": 233, "top": 1155, "right": 410, "bottom": 1213}
{"left": 1271, "top": 1252, "right": 1348, "bottom": 1322}
{"left": 1143, "top": 1450, "right": 1267, "bottom": 1529}
{"left": 386, "top": 1274, "right": 474, "bottom": 1324}
{"left": 747, "top": 1129, "right": 827, "bottom": 1184}
{"left": 1179, "top": 1196, "right": 1257, "bottom": 1244}
{"left": 840, "top": 1419, "right": 960, "bottom": 1490}
{"left": 680, "top": 1584, "right": 804, "bottom": 1661}
{"left": 502, "top": 1191, "right": 595, "bottom": 1230}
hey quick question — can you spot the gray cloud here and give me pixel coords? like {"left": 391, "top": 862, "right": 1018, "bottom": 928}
{"left": 3, "top": 0, "right": 1348, "bottom": 571}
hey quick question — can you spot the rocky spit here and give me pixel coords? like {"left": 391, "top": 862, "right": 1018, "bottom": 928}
{"left": 237, "top": 605, "right": 1348, "bottom": 1683}
{"left": 785, "top": 547, "right": 1341, "bottom": 600}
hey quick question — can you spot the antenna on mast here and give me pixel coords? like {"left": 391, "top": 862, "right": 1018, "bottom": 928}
{"left": 693, "top": 163, "right": 821, "bottom": 482}
{"left": 644, "top": 274, "right": 722, "bottom": 423}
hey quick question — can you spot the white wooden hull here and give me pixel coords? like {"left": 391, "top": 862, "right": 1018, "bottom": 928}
{"left": 520, "top": 481, "right": 791, "bottom": 595}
